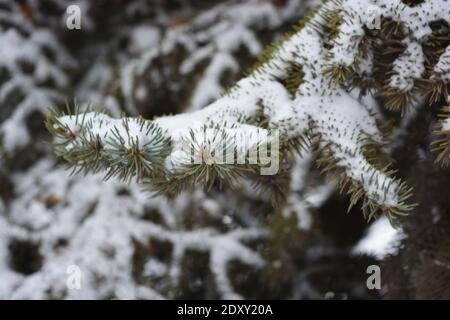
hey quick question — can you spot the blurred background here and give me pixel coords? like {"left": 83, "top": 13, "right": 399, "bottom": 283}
{"left": 0, "top": 0, "right": 396, "bottom": 299}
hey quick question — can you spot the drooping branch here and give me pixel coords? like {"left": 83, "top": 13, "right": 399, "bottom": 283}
{"left": 47, "top": 0, "right": 450, "bottom": 226}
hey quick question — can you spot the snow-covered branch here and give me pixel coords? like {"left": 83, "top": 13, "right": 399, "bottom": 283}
{"left": 47, "top": 0, "right": 450, "bottom": 225}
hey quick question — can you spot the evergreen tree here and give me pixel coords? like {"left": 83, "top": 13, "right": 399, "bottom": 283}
{"left": 1, "top": 0, "right": 449, "bottom": 299}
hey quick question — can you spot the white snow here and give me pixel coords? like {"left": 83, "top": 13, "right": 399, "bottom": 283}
{"left": 390, "top": 41, "right": 425, "bottom": 91}
{"left": 0, "top": 23, "right": 75, "bottom": 153}
{"left": 434, "top": 45, "right": 450, "bottom": 83}
{"left": 443, "top": 118, "right": 450, "bottom": 132}
{"left": 0, "top": 157, "right": 266, "bottom": 299}
{"left": 353, "top": 216, "right": 405, "bottom": 259}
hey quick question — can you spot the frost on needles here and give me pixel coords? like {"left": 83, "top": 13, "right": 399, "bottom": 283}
{"left": 47, "top": 0, "right": 450, "bottom": 227}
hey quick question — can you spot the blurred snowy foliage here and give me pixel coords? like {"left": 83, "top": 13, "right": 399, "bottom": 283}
{"left": 1, "top": 0, "right": 384, "bottom": 299}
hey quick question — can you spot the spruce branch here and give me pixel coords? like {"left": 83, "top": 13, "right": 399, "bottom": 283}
{"left": 45, "top": 108, "right": 171, "bottom": 182}
{"left": 46, "top": 0, "right": 450, "bottom": 226}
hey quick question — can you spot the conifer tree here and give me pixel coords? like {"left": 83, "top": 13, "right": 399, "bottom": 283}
{"left": 1, "top": 0, "right": 449, "bottom": 299}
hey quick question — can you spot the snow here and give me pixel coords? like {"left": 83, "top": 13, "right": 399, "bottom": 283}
{"left": 119, "top": 0, "right": 291, "bottom": 113}
{"left": 283, "top": 153, "right": 333, "bottom": 230}
{"left": 0, "top": 21, "right": 75, "bottom": 153}
{"left": 390, "top": 41, "right": 425, "bottom": 91}
{"left": 328, "top": 0, "right": 450, "bottom": 94}
{"left": 442, "top": 118, "right": 450, "bottom": 132}
{"left": 352, "top": 216, "right": 405, "bottom": 259}
{"left": 188, "top": 53, "right": 239, "bottom": 110}
{"left": 128, "top": 25, "right": 161, "bottom": 55}
{"left": 0, "top": 157, "right": 267, "bottom": 299}
{"left": 58, "top": 112, "right": 167, "bottom": 152}
{"left": 434, "top": 45, "right": 450, "bottom": 83}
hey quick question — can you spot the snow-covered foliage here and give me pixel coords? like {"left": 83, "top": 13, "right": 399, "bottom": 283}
{"left": 1, "top": 0, "right": 352, "bottom": 300}
{"left": 117, "top": 0, "right": 309, "bottom": 116}
{"left": 2, "top": 0, "right": 449, "bottom": 300}
{"left": 1, "top": 157, "right": 269, "bottom": 299}
{"left": 0, "top": 1, "right": 76, "bottom": 154}
{"left": 52, "top": 0, "right": 450, "bottom": 226}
